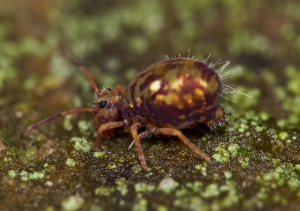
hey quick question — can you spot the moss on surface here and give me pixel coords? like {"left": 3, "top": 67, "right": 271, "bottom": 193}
{"left": 1, "top": 0, "right": 300, "bottom": 210}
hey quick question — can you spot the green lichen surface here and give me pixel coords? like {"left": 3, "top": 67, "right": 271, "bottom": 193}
{"left": 0, "top": 0, "right": 300, "bottom": 210}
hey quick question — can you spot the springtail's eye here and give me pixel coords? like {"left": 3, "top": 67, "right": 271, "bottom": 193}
{"left": 98, "top": 100, "right": 107, "bottom": 108}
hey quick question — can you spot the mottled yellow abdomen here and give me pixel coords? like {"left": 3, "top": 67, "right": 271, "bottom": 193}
{"left": 125, "top": 58, "right": 224, "bottom": 129}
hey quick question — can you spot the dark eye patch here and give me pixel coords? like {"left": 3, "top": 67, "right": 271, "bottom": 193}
{"left": 98, "top": 100, "right": 107, "bottom": 108}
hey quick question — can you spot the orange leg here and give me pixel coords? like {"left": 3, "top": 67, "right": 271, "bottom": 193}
{"left": 155, "top": 128, "right": 210, "bottom": 162}
{"left": 93, "top": 121, "right": 125, "bottom": 150}
{"left": 130, "top": 124, "right": 148, "bottom": 170}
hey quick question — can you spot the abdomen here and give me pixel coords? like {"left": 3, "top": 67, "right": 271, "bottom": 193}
{"left": 124, "top": 58, "right": 222, "bottom": 129}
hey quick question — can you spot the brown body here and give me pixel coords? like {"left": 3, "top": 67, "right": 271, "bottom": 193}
{"left": 124, "top": 58, "right": 223, "bottom": 129}
{"left": 24, "top": 56, "right": 226, "bottom": 170}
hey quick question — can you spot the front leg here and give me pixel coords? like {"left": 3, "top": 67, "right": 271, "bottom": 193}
{"left": 93, "top": 121, "right": 125, "bottom": 150}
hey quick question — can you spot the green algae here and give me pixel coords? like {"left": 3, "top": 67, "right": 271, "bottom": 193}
{"left": 70, "top": 137, "right": 91, "bottom": 153}
{"left": 61, "top": 195, "right": 85, "bottom": 211}
{"left": 132, "top": 164, "right": 143, "bottom": 174}
{"left": 65, "top": 158, "right": 76, "bottom": 167}
{"left": 134, "top": 182, "right": 155, "bottom": 193}
{"left": 158, "top": 178, "right": 179, "bottom": 194}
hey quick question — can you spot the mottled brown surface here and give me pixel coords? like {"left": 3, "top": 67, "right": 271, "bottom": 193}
{"left": 125, "top": 58, "right": 223, "bottom": 129}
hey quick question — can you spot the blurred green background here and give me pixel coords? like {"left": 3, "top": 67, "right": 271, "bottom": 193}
{"left": 0, "top": 0, "right": 300, "bottom": 210}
